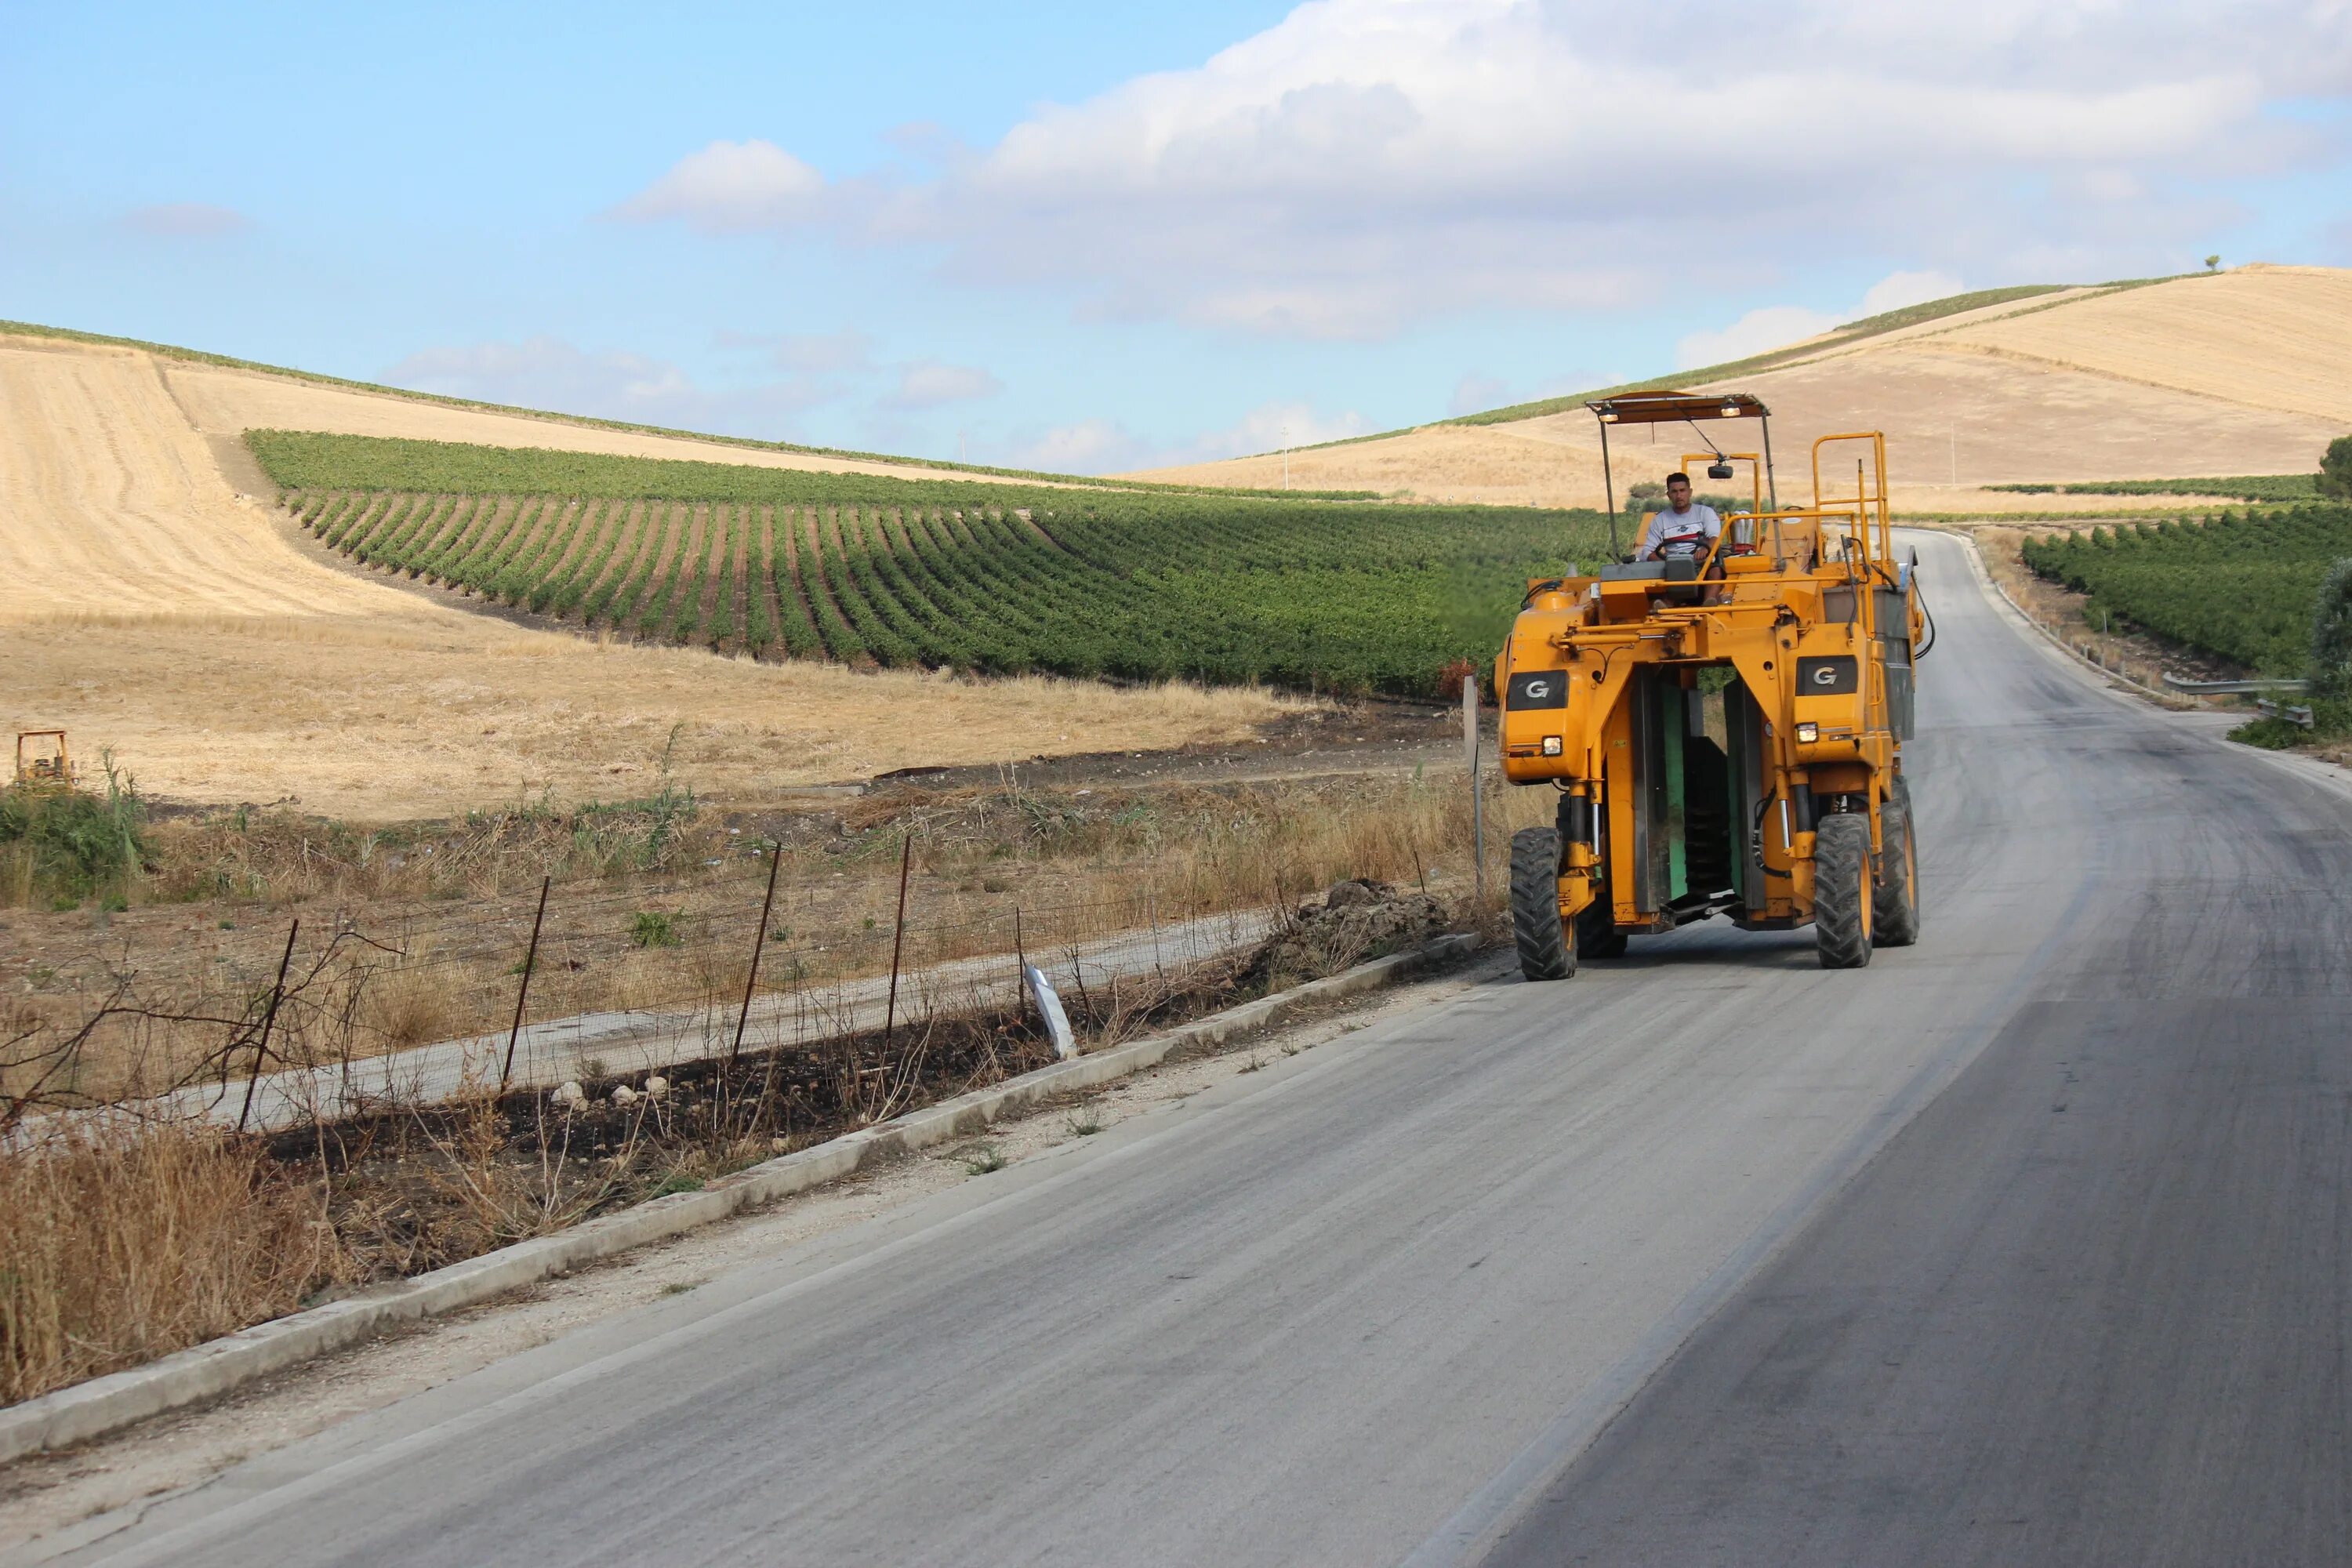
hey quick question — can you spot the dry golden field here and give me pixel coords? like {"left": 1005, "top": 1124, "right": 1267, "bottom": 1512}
{"left": 0, "top": 334, "right": 1288, "bottom": 818}
{"left": 1129, "top": 267, "right": 2351, "bottom": 508}
{"left": 1933, "top": 264, "right": 2352, "bottom": 426}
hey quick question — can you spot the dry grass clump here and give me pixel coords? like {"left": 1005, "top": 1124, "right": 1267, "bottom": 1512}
{"left": 0, "top": 1123, "right": 348, "bottom": 1405}
{"left": 361, "top": 963, "right": 459, "bottom": 1050}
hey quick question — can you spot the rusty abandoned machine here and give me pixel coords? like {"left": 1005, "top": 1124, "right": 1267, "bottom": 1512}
{"left": 1494, "top": 392, "right": 1932, "bottom": 976}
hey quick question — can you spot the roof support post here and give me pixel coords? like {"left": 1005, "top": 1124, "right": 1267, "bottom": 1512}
{"left": 1599, "top": 420, "right": 1619, "bottom": 561}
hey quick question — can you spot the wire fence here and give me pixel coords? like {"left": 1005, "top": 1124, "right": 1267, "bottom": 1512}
{"left": 3, "top": 869, "right": 1280, "bottom": 1137}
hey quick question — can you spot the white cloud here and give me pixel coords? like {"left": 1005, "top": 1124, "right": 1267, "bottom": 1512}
{"left": 1449, "top": 373, "right": 1512, "bottom": 418}
{"left": 381, "top": 336, "right": 840, "bottom": 437}
{"left": 608, "top": 139, "right": 825, "bottom": 233}
{"left": 1189, "top": 398, "right": 1367, "bottom": 460}
{"left": 884, "top": 360, "right": 1003, "bottom": 410}
{"left": 626, "top": 1, "right": 2336, "bottom": 339}
{"left": 1010, "top": 419, "right": 1152, "bottom": 474}
{"left": 1858, "top": 270, "right": 1965, "bottom": 317}
{"left": 1011, "top": 398, "right": 1367, "bottom": 474}
{"left": 771, "top": 330, "right": 875, "bottom": 374}
{"left": 1675, "top": 305, "right": 1842, "bottom": 369}
{"left": 714, "top": 328, "right": 878, "bottom": 374}
{"left": 1446, "top": 367, "right": 1612, "bottom": 418}
{"left": 124, "top": 202, "right": 251, "bottom": 238}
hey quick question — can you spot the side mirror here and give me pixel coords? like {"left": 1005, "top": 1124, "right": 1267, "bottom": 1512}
{"left": 1706, "top": 460, "right": 1734, "bottom": 481}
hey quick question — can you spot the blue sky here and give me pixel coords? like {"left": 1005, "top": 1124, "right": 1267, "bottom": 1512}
{"left": 5, "top": 2, "right": 2347, "bottom": 471}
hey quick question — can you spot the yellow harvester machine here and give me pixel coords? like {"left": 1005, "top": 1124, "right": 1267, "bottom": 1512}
{"left": 1494, "top": 392, "right": 1932, "bottom": 976}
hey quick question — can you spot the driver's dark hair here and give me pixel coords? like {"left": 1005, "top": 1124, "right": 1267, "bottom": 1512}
{"left": 1666, "top": 471, "right": 1691, "bottom": 486}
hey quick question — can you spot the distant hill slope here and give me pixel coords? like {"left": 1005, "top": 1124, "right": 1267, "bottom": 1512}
{"left": 1123, "top": 267, "right": 2352, "bottom": 513}
{"left": 0, "top": 320, "right": 1102, "bottom": 494}
{"left": 0, "top": 332, "right": 1287, "bottom": 816}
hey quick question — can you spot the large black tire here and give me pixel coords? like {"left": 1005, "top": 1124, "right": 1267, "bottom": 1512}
{"left": 1872, "top": 780, "right": 1922, "bottom": 948}
{"left": 1813, "top": 811, "right": 1874, "bottom": 969}
{"left": 1510, "top": 826, "right": 1576, "bottom": 982}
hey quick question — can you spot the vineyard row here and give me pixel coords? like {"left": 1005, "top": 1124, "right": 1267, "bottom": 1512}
{"left": 2020, "top": 504, "right": 2352, "bottom": 675}
{"left": 285, "top": 488, "right": 1610, "bottom": 696}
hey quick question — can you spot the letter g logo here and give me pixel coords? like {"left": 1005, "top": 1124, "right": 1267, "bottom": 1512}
{"left": 1507, "top": 671, "right": 1568, "bottom": 710}
{"left": 1794, "top": 655, "right": 1858, "bottom": 694}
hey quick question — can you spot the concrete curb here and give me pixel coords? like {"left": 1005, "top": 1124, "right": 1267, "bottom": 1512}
{"left": 0, "top": 932, "right": 1480, "bottom": 1464}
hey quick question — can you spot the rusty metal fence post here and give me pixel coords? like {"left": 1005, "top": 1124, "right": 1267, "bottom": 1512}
{"left": 730, "top": 841, "right": 784, "bottom": 1073}
{"left": 237, "top": 918, "right": 300, "bottom": 1133}
{"left": 883, "top": 832, "right": 913, "bottom": 1044}
{"left": 498, "top": 877, "right": 550, "bottom": 1092}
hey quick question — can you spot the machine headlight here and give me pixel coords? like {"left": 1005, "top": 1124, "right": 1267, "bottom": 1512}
{"left": 1541, "top": 735, "right": 1563, "bottom": 756}
{"left": 1795, "top": 721, "right": 1820, "bottom": 743}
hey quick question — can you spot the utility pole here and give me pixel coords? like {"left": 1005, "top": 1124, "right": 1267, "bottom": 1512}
{"left": 1283, "top": 424, "right": 1290, "bottom": 490}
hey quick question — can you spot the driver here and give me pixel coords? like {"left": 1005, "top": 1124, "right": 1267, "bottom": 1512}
{"left": 1635, "top": 473, "right": 1721, "bottom": 562}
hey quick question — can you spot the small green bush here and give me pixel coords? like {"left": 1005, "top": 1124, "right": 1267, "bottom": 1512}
{"left": 2227, "top": 716, "right": 2305, "bottom": 750}
{"left": 2228, "top": 697, "right": 2351, "bottom": 751}
{"left": 0, "top": 764, "right": 147, "bottom": 902}
{"left": 629, "top": 909, "right": 684, "bottom": 948}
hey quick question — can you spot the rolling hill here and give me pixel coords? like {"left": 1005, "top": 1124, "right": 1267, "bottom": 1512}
{"left": 9, "top": 262, "right": 2347, "bottom": 816}
{"left": 1125, "top": 266, "right": 2352, "bottom": 512}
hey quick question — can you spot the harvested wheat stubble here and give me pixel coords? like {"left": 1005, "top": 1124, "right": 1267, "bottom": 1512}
{"left": 1937, "top": 265, "right": 2352, "bottom": 426}
{"left": 0, "top": 342, "right": 440, "bottom": 622}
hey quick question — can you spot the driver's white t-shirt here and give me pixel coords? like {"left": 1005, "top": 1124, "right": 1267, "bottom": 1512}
{"left": 1636, "top": 503, "right": 1722, "bottom": 561}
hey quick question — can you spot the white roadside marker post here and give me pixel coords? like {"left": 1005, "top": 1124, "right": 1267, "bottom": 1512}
{"left": 1464, "top": 673, "right": 1485, "bottom": 907}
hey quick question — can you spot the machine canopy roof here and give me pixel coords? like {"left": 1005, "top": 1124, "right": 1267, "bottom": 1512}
{"left": 1586, "top": 390, "right": 1769, "bottom": 426}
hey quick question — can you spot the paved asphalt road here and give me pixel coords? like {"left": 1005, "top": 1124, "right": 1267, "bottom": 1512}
{"left": 36, "top": 531, "right": 2351, "bottom": 1567}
